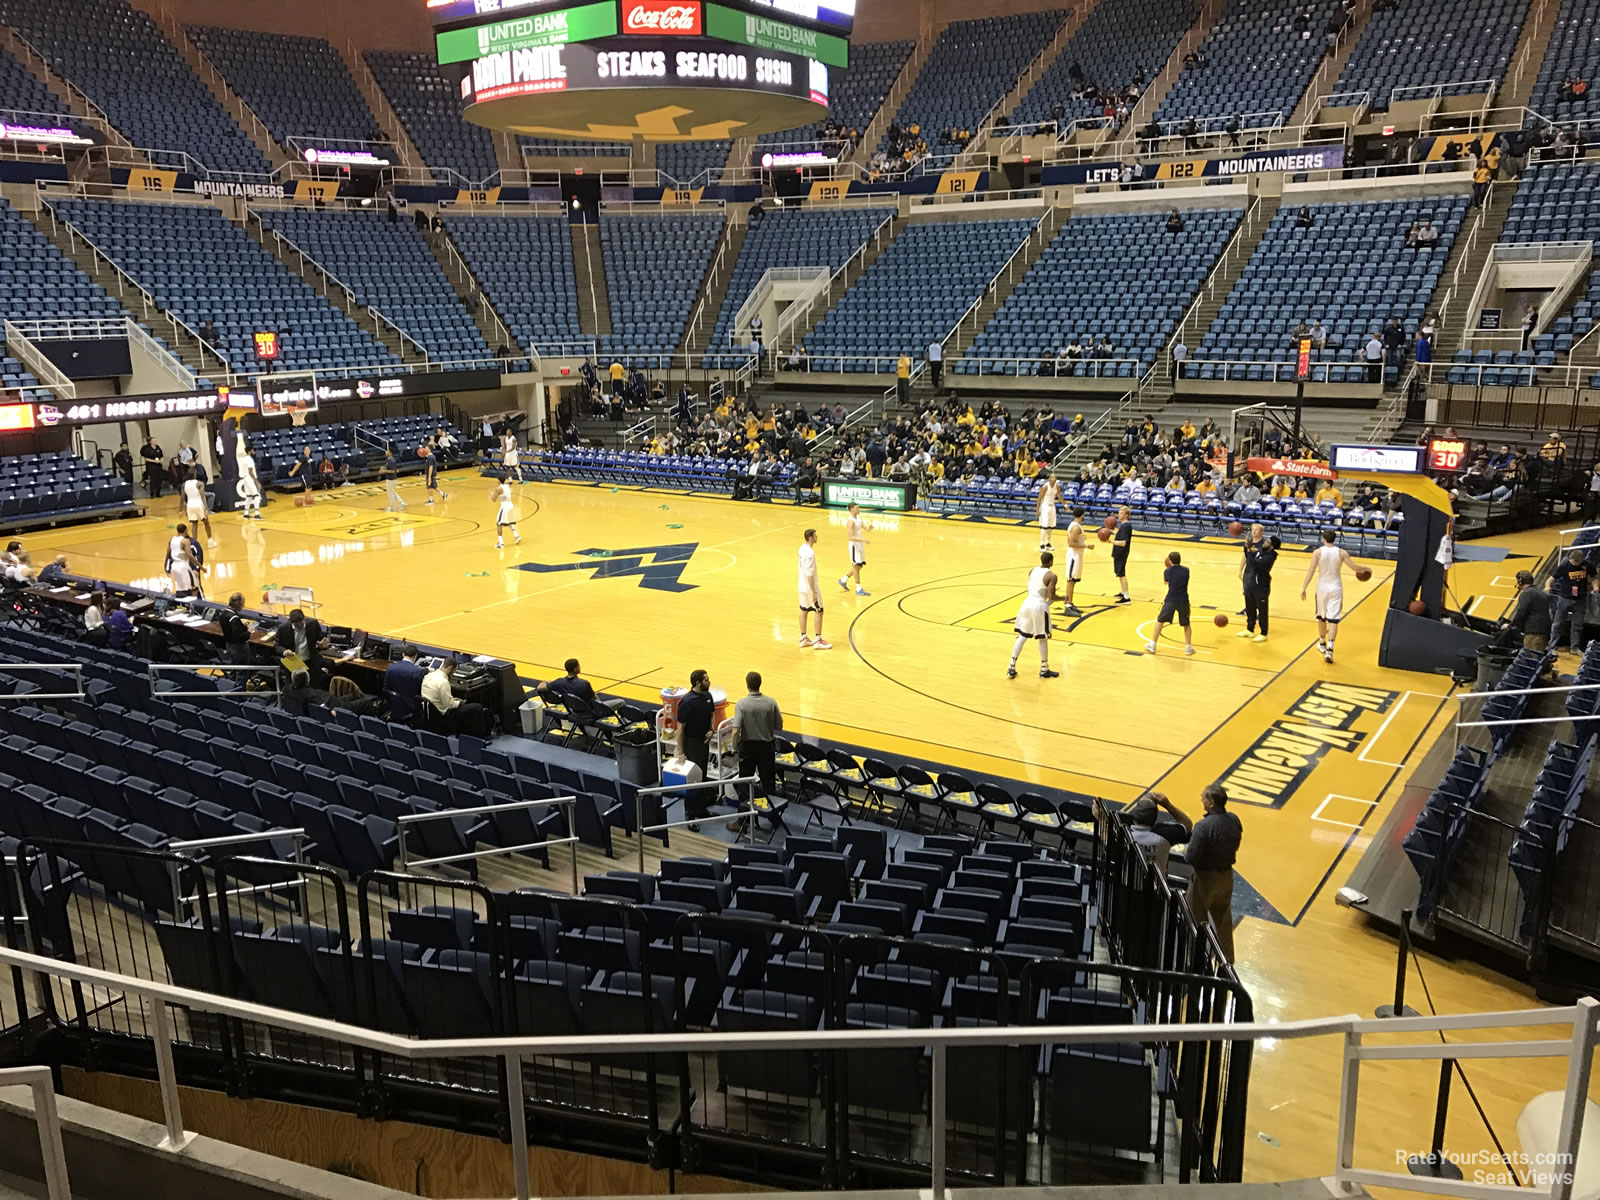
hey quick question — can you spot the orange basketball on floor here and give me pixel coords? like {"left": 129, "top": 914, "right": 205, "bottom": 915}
{"left": 1227, "top": 521, "right": 1243, "bottom": 536}
{"left": 1103, "top": 514, "right": 1117, "bottom": 529}
{"left": 1214, "top": 613, "right": 1229, "bottom": 627}
{"left": 1097, "top": 527, "right": 1112, "bottom": 542}
{"left": 1408, "top": 599, "right": 1427, "bottom": 615}
{"left": 1355, "top": 566, "right": 1373, "bottom": 582}
{"left": 293, "top": 496, "right": 307, "bottom": 507}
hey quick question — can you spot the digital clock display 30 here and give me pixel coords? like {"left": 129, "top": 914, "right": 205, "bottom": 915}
{"left": 1427, "top": 437, "right": 1468, "bottom": 472}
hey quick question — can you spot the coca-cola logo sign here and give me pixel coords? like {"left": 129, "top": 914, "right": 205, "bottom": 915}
{"left": 624, "top": 0, "right": 701, "bottom": 34}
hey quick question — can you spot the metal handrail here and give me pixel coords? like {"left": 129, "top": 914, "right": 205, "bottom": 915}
{"left": 396, "top": 795, "right": 579, "bottom": 891}
{"left": 633, "top": 774, "right": 761, "bottom": 871}
{"left": 1108, "top": 0, "right": 1226, "bottom": 150}
{"left": 169, "top": 14, "right": 279, "bottom": 161}
{"left": 2, "top": 320, "right": 76, "bottom": 400}
{"left": 255, "top": 219, "right": 429, "bottom": 362}
{"left": 0, "top": 1065, "right": 71, "bottom": 1200}
{"left": 682, "top": 220, "right": 736, "bottom": 351}
{"left": 146, "top": 663, "right": 281, "bottom": 701}
{"left": 0, "top": 943, "right": 1591, "bottom": 1200}
{"left": 40, "top": 198, "right": 232, "bottom": 372}
{"left": 774, "top": 207, "right": 897, "bottom": 362}
{"left": 1173, "top": 194, "right": 1263, "bottom": 351}
{"left": 438, "top": 230, "right": 521, "bottom": 357}
{"left": 1, "top": 27, "right": 125, "bottom": 151}
{"left": 0, "top": 663, "right": 86, "bottom": 702}
{"left": 943, "top": 206, "right": 1055, "bottom": 358}
{"left": 957, "top": 9, "right": 1078, "bottom": 167}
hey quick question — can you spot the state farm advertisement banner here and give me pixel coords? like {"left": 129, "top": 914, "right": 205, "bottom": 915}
{"left": 1245, "top": 457, "right": 1338, "bottom": 480}
{"left": 623, "top": 0, "right": 702, "bottom": 34}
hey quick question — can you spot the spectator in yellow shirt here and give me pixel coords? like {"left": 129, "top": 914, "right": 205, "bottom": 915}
{"left": 1315, "top": 483, "right": 1344, "bottom": 506}
{"left": 609, "top": 361, "right": 626, "bottom": 396}
{"left": 956, "top": 406, "right": 977, "bottom": 429}
{"left": 1196, "top": 478, "right": 1216, "bottom": 496}
{"left": 1180, "top": 419, "right": 1197, "bottom": 440}
{"left": 1270, "top": 479, "right": 1293, "bottom": 499}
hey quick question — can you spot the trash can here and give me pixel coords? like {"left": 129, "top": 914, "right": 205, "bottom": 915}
{"left": 1476, "top": 644, "right": 1517, "bottom": 691}
{"left": 615, "top": 727, "right": 658, "bottom": 787}
{"left": 518, "top": 697, "right": 546, "bottom": 736}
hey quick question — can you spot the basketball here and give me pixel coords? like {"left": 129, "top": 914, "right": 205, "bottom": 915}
{"left": 294, "top": 496, "right": 307, "bottom": 507}
{"left": 1214, "top": 613, "right": 1229, "bottom": 627}
{"left": 1227, "top": 521, "right": 1243, "bottom": 536}
{"left": 1103, "top": 515, "right": 1117, "bottom": 529}
{"left": 1408, "top": 599, "right": 1428, "bottom": 615}
{"left": 1354, "top": 565, "right": 1373, "bottom": 582}
{"left": 1097, "top": 527, "right": 1112, "bottom": 542}
{"left": 1164, "top": 553, "right": 1174, "bottom": 567}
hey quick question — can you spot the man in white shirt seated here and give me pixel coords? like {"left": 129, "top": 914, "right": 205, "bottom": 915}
{"left": 421, "top": 656, "right": 491, "bottom": 737}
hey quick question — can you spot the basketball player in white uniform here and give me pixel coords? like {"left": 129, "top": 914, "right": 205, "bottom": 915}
{"left": 1036, "top": 471, "right": 1061, "bottom": 552}
{"left": 1061, "top": 507, "right": 1088, "bottom": 616}
{"left": 1008, "top": 550, "right": 1060, "bottom": 679}
{"left": 502, "top": 433, "right": 523, "bottom": 484}
{"left": 182, "top": 474, "right": 215, "bottom": 546}
{"left": 1301, "top": 529, "right": 1354, "bottom": 663}
{"left": 491, "top": 480, "right": 520, "bottom": 549}
{"left": 798, "top": 528, "right": 831, "bottom": 650}
{"left": 236, "top": 444, "right": 262, "bottom": 520}
{"left": 837, "top": 502, "right": 870, "bottom": 596}
{"left": 165, "top": 527, "right": 200, "bottom": 598}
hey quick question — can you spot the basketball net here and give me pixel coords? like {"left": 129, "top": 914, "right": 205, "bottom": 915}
{"left": 289, "top": 407, "right": 308, "bottom": 428}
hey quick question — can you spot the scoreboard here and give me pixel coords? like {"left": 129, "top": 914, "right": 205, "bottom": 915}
{"left": 1426, "top": 436, "right": 1468, "bottom": 472}
{"left": 432, "top": 0, "right": 849, "bottom": 67}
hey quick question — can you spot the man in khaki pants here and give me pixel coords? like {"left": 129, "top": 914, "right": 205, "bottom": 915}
{"left": 1182, "top": 783, "right": 1244, "bottom": 963}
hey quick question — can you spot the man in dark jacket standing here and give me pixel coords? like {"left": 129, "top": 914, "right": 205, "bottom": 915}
{"left": 1507, "top": 570, "right": 1552, "bottom": 651}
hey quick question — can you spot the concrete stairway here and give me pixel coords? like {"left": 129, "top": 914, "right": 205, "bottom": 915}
{"left": 18, "top": 204, "right": 228, "bottom": 378}
{"left": 154, "top": 12, "right": 293, "bottom": 172}
{"left": 1149, "top": 195, "right": 1281, "bottom": 390}
{"left": 340, "top": 41, "right": 425, "bottom": 173}
{"left": 241, "top": 211, "right": 425, "bottom": 364}
{"left": 493, "top": 131, "right": 523, "bottom": 179}
{"left": 785, "top": 213, "right": 907, "bottom": 349}
{"left": 946, "top": 207, "right": 1067, "bottom": 362}
{"left": 0, "top": 26, "right": 133, "bottom": 154}
{"left": 848, "top": 35, "right": 935, "bottom": 169}
{"left": 1110, "top": 0, "right": 1225, "bottom": 152}
{"left": 677, "top": 222, "right": 747, "bottom": 361}
{"left": 423, "top": 226, "right": 523, "bottom": 355}
{"left": 571, "top": 222, "right": 613, "bottom": 338}
{"left": 1423, "top": 182, "right": 1520, "bottom": 367}
{"left": 960, "top": 3, "right": 1098, "bottom": 165}
{"left": 1499, "top": 0, "right": 1562, "bottom": 112}
{"left": 1289, "top": 0, "right": 1375, "bottom": 127}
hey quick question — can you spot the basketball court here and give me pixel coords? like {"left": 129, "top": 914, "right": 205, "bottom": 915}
{"left": 25, "top": 468, "right": 1586, "bottom": 1181}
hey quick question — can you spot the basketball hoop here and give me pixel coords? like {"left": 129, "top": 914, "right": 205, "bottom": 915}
{"left": 289, "top": 407, "right": 308, "bottom": 428}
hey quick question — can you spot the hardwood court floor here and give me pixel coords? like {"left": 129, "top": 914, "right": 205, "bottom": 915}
{"left": 29, "top": 470, "right": 1598, "bottom": 1185}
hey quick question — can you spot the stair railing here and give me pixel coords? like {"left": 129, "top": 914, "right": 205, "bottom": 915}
{"left": 773, "top": 208, "right": 897, "bottom": 363}
{"left": 162, "top": 14, "right": 278, "bottom": 158}
{"left": 1504, "top": 0, "right": 1551, "bottom": 108}
{"left": 249, "top": 213, "right": 429, "bottom": 361}
{"left": 850, "top": 33, "right": 932, "bottom": 169}
{"left": 1111, "top": 0, "right": 1226, "bottom": 150}
{"left": 440, "top": 230, "right": 521, "bottom": 355}
{"left": 2, "top": 27, "right": 127, "bottom": 150}
{"left": 1171, "top": 193, "right": 1264, "bottom": 352}
{"left": 345, "top": 38, "right": 415, "bottom": 169}
{"left": 943, "top": 206, "right": 1056, "bottom": 363}
{"left": 960, "top": 10, "right": 1078, "bottom": 166}
{"left": 40, "top": 198, "right": 232, "bottom": 373}
{"left": 682, "top": 220, "right": 736, "bottom": 354}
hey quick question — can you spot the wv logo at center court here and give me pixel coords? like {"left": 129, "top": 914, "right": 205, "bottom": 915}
{"left": 515, "top": 543, "right": 699, "bottom": 592}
